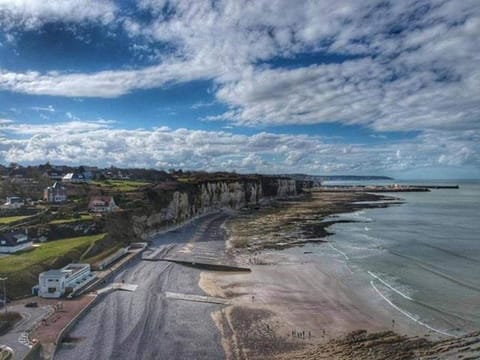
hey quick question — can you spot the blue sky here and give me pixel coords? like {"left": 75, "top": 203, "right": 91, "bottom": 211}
{"left": 0, "top": 0, "right": 479, "bottom": 178}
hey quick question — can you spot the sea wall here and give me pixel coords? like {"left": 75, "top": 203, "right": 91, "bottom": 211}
{"left": 132, "top": 177, "right": 299, "bottom": 238}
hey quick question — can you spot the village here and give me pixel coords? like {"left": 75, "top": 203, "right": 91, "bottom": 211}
{"left": 0, "top": 164, "right": 303, "bottom": 359}
{"left": 0, "top": 163, "right": 164, "bottom": 291}
{"left": 0, "top": 163, "right": 168, "bottom": 358}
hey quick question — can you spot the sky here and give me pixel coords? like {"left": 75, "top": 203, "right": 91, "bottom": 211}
{"left": 0, "top": 0, "right": 479, "bottom": 179}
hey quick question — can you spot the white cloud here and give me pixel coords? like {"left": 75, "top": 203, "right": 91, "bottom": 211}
{"left": 0, "top": 120, "right": 478, "bottom": 175}
{"left": 0, "top": 60, "right": 216, "bottom": 97}
{"left": 0, "top": 0, "right": 478, "bottom": 135}
{"left": 0, "top": 0, "right": 117, "bottom": 30}
{"left": 30, "top": 105, "right": 55, "bottom": 113}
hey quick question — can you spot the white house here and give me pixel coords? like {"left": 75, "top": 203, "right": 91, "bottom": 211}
{"left": 37, "top": 263, "right": 95, "bottom": 298}
{"left": 36, "top": 269, "right": 66, "bottom": 298}
{"left": 1, "top": 196, "right": 24, "bottom": 209}
{"left": 88, "top": 196, "right": 118, "bottom": 213}
{"left": 62, "top": 172, "right": 86, "bottom": 183}
{"left": 44, "top": 182, "right": 68, "bottom": 203}
{"left": 0, "top": 231, "right": 32, "bottom": 254}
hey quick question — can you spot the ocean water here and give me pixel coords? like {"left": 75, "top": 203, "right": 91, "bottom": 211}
{"left": 309, "top": 181, "right": 480, "bottom": 336}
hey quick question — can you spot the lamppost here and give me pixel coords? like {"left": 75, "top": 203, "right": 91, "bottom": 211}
{"left": 0, "top": 277, "right": 7, "bottom": 314}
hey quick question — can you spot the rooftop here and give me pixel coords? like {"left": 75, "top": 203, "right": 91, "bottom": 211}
{"left": 41, "top": 269, "right": 65, "bottom": 277}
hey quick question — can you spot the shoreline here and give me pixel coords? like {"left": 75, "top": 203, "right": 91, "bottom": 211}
{"left": 199, "top": 191, "right": 443, "bottom": 359}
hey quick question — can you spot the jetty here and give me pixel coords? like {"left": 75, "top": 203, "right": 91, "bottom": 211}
{"left": 312, "top": 184, "right": 459, "bottom": 192}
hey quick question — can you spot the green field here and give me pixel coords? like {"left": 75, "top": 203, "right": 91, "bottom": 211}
{"left": 0, "top": 215, "right": 32, "bottom": 224}
{"left": 0, "top": 233, "right": 106, "bottom": 298}
{"left": 91, "top": 180, "right": 150, "bottom": 192}
{"left": 49, "top": 214, "right": 94, "bottom": 224}
{"left": 0, "top": 233, "right": 106, "bottom": 274}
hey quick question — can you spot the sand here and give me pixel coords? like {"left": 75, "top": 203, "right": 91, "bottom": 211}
{"left": 199, "top": 192, "right": 441, "bottom": 359}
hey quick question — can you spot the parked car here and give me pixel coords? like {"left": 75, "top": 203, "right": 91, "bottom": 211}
{"left": 24, "top": 301, "right": 38, "bottom": 308}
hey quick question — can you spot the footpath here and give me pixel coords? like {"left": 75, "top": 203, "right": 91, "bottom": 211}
{"left": 22, "top": 244, "right": 146, "bottom": 360}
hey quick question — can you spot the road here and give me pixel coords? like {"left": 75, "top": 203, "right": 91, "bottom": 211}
{"left": 55, "top": 213, "right": 231, "bottom": 360}
{"left": 0, "top": 302, "right": 51, "bottom": 359}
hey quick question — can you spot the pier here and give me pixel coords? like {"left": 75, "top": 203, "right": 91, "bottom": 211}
{"left": 312, "top": 184, "right": 459, "bottom": 193}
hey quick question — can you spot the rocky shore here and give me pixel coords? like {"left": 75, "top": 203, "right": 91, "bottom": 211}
{"left": 277, "top": 330, "right": 480, "bottom": 360}
{"left": 226, "top": 191, "right": 401, "bottom": 251}
{"left": 200, "top": 191, "right": 480, "bottom": 359}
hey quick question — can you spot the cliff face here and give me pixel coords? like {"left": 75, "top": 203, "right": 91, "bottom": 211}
{"left": 132, "top": 177, "right": 299, "bottom": 238}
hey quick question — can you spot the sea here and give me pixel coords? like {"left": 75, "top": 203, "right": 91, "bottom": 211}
{"left": 302, "top": 180, "right": 480, "bottom": 337}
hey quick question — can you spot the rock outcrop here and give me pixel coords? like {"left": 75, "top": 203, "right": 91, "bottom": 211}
{"left": 277, "top": 330, "right": 480, "bottom": 360}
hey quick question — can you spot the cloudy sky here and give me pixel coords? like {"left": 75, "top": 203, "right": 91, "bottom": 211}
{"left": 0, "top": 0, "right": 479, "bottom": 178}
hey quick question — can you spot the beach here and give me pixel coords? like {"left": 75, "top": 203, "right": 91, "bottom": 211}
{"left": 200, "top": 190, "right": 480, "bottom": 359}
{"left": 53, "top": 189, "right": 480, "bottom": 359}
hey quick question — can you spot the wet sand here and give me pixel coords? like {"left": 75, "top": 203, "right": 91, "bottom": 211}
{"left": 199, "top": 192, "right": 437, "bottom": 359}
{"left": 52, "top": 192, "right": 479, "bottom": 359}
{"left": 200, "top": 250, "right": 432, "bottom": 359}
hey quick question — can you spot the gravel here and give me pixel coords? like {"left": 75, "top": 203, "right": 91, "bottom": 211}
{"left": 55, "top": 215, "right": 228, "bottom": 360}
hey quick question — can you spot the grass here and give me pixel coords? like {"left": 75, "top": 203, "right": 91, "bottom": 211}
{"left": 0, "top": 215, "right": 31, "bottom": 225}
{"left": 0, "top": 233, "right": 106, "bottom": 298}
{"left": 49, "top": 214, "right": 93, "bottom": 225}
{"left": 0, "top": 233, "right": 106, "bottom": 275}
{"left": 91, "top": 180, "right": 150, "bottom": 192}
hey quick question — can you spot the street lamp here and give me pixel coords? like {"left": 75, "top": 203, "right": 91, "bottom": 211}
{"left": 0, "top": 277, "right": 7, "bottom": 314}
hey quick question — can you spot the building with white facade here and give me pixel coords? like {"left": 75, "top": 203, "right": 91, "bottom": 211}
{"left": 44, "top": 182, "right": 68, "bottom": 203}
{"left": 62, "top": 172, "right": 86, "bottom": 183}
{"left": 0, "top": 231, "right": 32, "bottom": 254}
{"left": 1, "top": 196, "right": 24, "bottom": 209}
{"left": 36, "top": 263, "right": 95, "bottom": 298}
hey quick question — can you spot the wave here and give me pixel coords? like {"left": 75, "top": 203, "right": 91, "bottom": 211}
{"left": 369, "top": 280, "right": 458, "bottom": 338}
{"left": 328, "top": 243, "right": 349, "bottom": 261}
{"left": 368, "top": 271, "right": 412, "bottom": 300}
{"left": 368, "top": 271, "right": 467, "bottom": 323}
{"left": 353, "top": 211, "right": 373, "bottom": 222}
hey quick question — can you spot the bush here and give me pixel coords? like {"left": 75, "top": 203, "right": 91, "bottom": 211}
{"left": 0, "top": 311, "right": 21, "bottom": 335}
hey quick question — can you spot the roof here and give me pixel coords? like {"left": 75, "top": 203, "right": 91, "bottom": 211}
{"left": 62, "top": 263, "right": 89, "bottom": 275}
{"left": 63, "top": 172, "right": 85, "bottom": 180}
{"left": 41, "top": 269, "right": 65, "bottom": 277}
{"left": 89, "top": 196, "right": 114, "bottom": 204}
{"left": 44, "top": 170, "right": 63, "bottom": 175}
{"left": 52, "top": 182, "right": 64, "bottom": 189}
{"left": 0, "top": 231, "right": 29, "bottom": 247}
{"left": 47, "top": 182, "right": 66, "bottom": 190}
